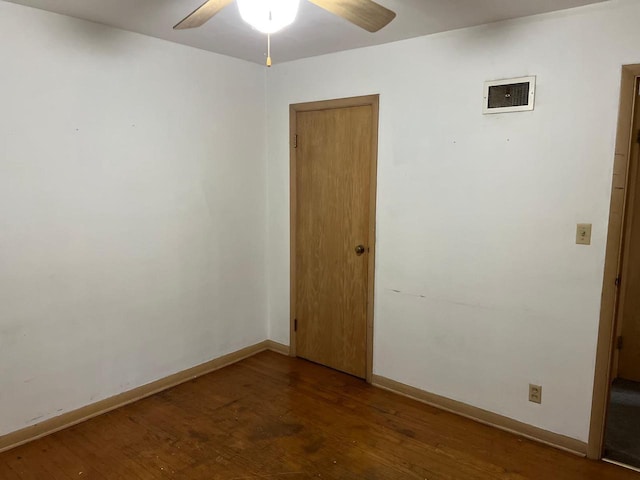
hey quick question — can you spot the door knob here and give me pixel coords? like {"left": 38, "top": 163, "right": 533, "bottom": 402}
{"left": 355, "top": 245, "right": 366, "bottom": 256}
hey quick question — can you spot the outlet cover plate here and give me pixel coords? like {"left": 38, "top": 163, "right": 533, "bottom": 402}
{"left": 529, "top": 384, "right": 542, "bottom": 404}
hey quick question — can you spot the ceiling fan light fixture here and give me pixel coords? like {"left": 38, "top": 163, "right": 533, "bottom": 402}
{"left": 237, "top": 0, "right": 300, "bottom": 34}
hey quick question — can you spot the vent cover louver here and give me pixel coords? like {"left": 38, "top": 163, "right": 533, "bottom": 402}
{"left": 483, "top": 76, "right": 536, "bottom": 114}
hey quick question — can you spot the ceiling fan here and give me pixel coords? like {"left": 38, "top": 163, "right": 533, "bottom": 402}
{"left": 173, "top": 0, "right": 397, "bottom": 66}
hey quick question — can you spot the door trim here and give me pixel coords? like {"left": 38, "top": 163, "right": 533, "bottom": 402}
{"left": 588, "top": 65, "right": 640, "bottom": 459}
{"left": 289, "top": 94, "right": 380, "bottom": 383}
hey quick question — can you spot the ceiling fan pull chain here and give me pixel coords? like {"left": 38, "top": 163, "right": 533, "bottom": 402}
{"left": 266, "top": 33, "right": 272, "bottom": 67}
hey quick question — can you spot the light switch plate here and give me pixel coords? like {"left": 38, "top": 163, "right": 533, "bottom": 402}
{"left": 576, "top": 224, "right": 592, "bottom": 245}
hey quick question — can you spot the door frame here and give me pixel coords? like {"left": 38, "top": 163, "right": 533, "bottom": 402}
{"left": 289, "top": 94, "right": 380, "bottom": 383}
{"left": 588, "top": 64, "right": 640, "bottom": 459}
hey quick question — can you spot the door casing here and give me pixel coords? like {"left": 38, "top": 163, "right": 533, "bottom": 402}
{"left": 289, "top": 94, "right": 379, "bottom": 383}
{"left": 589, "top": 65, "right": 640, "bottom": 459}
{"left": 614, "top": 79, "right": 640, "bottom": 383}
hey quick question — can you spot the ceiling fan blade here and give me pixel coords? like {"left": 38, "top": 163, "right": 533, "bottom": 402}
{"left": 173, "top": 0, "right": 234, "bottom": 30}
{"left": 308, "top": 0, "right": 396, "bottom": 33}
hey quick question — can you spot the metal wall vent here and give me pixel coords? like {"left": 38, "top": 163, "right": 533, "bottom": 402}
{"left": 483, "top": 76, "right": 536, "bottom": 114}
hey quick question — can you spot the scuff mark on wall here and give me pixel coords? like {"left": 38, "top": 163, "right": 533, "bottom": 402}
{"left": 387, "top": 288, "right": 426, "bottom": 299}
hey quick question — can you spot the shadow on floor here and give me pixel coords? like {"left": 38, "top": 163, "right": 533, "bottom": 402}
{"left": 605, "top": 378, "right": 640, "bottom": 468}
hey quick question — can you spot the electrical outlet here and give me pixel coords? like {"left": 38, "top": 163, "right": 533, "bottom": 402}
{"left": 576, "top": 224, "right": 592, "bottom": 245}
{"left": 529, "top": 384, "right": 542, "bottom": 404}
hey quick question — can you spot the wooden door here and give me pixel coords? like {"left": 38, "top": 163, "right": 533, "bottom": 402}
{"left": 618, "top": 87, "right": 640, "bottom": 382}
{"left": 292, "top": 98, "right": 377, "bottom": 379}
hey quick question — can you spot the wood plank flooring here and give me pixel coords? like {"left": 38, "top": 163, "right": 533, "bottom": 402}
{"left": 0, "top": 351, "right": 638, "bottom": 479}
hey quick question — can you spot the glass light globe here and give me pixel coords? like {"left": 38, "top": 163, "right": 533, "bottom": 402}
{"left": 237, "top": 0, "right": 301, "bottom": 34}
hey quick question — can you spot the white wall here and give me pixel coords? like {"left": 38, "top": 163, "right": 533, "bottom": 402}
{"left": 0, "top": 2, "right": 267, "bottom": 436}
{"left": 266, "top": 0, "right": 640, "bottom": 442}
{"left": 3, "top": 0, "right": 638, "bottom": 447}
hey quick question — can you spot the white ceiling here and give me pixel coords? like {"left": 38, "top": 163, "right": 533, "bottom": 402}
{"left": 6, "top": 0, "right": 607, "bottom": 64}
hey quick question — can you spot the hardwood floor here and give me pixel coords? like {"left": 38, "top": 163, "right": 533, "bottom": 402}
{"left": 0, "top": 351, "right": 637, "bottom": 479}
